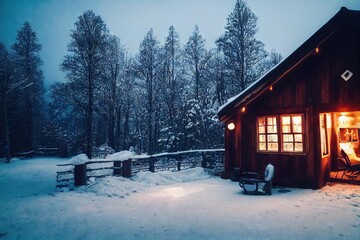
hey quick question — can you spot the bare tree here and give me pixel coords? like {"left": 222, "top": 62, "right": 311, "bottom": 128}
{"left": 61, "top": 10, "right": 108, "bottom": 158}
{"left": 134, "top": 29, "right": 162, "bottom": 154}
{"left": 185, "top": 25, "right": 212, "bottom": 101}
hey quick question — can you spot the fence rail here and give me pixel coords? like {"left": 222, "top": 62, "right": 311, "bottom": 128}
{"left": 56, "top": 149, "right": 224, "bottom": 188}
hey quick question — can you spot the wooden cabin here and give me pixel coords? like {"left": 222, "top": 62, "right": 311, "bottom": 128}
{"left": 218, "top": 8, "right": 360, "bottom": 189}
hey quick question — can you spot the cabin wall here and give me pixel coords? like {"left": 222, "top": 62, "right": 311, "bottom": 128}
{"left": 225, "top": 25, "right": 360, "bottom": 189}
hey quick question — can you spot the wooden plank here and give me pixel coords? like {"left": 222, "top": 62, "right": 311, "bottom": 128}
{"left": 57, "top": 177, "right": 73, "bottom": 182}
{"left": 57, "top": 170, "right": 73, "bottom": 175}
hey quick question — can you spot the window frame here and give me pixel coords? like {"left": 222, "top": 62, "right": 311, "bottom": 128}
{"left": 256, "top": 113, "right": 305, "bottom": 154}
{"left": 280, "top": 114, "right": 304, "bottom": 153}
{"left": 257, "top": 115, "right": 279, "bottom": 152}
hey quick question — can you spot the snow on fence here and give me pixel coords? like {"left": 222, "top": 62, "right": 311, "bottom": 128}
{"left": 56, "top": 149, "right": 225, "bottom": 189}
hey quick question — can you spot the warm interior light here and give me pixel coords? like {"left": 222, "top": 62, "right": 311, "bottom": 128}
{"left": 241, "top": 107, "right": 246, "bottom": 113}
{"left": 315, "top": 47, "right": 320, "bottom": 54}
{"left": 269, "top": 86, "right": 273, "bottom": 91}
{"left": 227, "top": 122, "right": 235, "bottom": 130}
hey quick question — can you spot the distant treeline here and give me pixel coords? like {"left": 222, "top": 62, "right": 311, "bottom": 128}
{"left": 0, "top": 0, "right": 281, "bottom": 161}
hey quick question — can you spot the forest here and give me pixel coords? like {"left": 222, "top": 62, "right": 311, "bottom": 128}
{"left": 0, "top": 0, "right": 282, "bottom": 161}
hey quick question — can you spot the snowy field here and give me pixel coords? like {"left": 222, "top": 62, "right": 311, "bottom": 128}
{"left": 0, "top": 157, "right": 360, "bottom": 240}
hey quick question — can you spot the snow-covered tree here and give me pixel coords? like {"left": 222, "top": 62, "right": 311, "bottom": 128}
{"left": 216, "top": 0, "right": 267, "bottom": 95}
{"left": 97, "top": 35, "right": 126, "bottom": 150}
{"left": 134, "top": 29, "right": 162, "bottom": 154}
{"left": 61, "top": 10, "right": 108, "bottom": 159}
{"left": 0, "top": 43, "right": 14, "bottom": 161}
{"left": 47, "top": 82, "right": 84, "bottom": 156}
{"left": 12, "top": 21, "right": 45, "bottom": 153}
{"left": 184, "top": 25, "right": 213, "bottom": 101}
{"left": 157, "top": 26, "right": 186, "bottom": 152}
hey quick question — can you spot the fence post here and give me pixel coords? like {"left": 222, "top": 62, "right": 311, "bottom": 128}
{"left": 176, "top": 156, "right": 181, "bottom": 171}
{"left": 113, "top": 161, "right": 122, "bottom": 175}
{"left": 149, "top": 157, "right": 155, "bottom": 172}
{"left": 74, "top": 163, "right": 87, "bottom": 186}
{"left": 122, "top": 159, "right": 132, "bottom": 178}
{"left": 201, "top": 153, "right": 207, "bottom": 168}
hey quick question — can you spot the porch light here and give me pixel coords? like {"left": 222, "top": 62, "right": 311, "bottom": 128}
{"left": 241, "top": 106, "right": 246, "bottom": 113}
{"left": 269, "top": 86, "right": 273, "bottom": 91}
{"left": 315, "top": 47, "right": 320, "bottom": 54}
{"left": 227, "top": 122, "right": 235, "bottom": 131}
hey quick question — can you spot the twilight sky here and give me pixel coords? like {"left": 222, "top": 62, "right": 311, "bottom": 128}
{"left": 1, "top": 0, "right": 360, "bottom": 89}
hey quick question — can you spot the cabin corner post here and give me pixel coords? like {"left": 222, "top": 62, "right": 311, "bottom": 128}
{"left": 312, "top": 108, "right": 326, "bottom": 189}
{"left": 222, "top": 119, "right": 237, "bottom": 179}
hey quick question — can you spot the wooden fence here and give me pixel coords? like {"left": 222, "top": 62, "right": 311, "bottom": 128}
{"left": 56, "top": 149, "right": 224, "bottom": 188}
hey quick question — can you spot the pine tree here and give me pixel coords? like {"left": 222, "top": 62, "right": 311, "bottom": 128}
{"left": 12, "top": 21, "right": 45, "bottom": 153}
{"left": 216, "top": 0, "right": 267, "bottom": 95}
{"left": 158, "top": 25, "right": 185, "bottom": 151}
{"left": 163, "top": 26, "right": 181, "bottom": 127}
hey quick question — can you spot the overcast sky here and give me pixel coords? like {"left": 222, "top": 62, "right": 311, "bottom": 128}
{"left": 1, "top": 0, "right": 360, "bottom": 89}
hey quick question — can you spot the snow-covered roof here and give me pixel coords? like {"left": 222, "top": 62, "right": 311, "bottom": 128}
{"left": 217, "top": 59, "right": 284, "bottom": 114}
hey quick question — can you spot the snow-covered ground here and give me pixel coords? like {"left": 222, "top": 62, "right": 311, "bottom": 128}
{"left": 0, "top": 157, "right": 359, "bottom": 240}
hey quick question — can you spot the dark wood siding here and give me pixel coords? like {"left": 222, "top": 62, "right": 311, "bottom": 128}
{"left": 224, "top": 25, "right": 360, "bottom": 189}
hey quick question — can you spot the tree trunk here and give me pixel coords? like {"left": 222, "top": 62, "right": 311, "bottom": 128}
{"left": 108, "top": 103, "right": 115, "bottom": 149}
{"left": 123, "top": 105, "right": 130, "bottom": 150}
{"left": 2, "top": 95, "right": 11, "bottom": 163}
{"left": 86, "top": 73, "right": 93, "bottom": 159}
{"left": 115, "top": 106, "right": 122, "bottom": 151}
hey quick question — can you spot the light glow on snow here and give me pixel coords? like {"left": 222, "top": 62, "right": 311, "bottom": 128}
{"left": 154, "top": 186, "right": 205, "bottom": 198}
{"left": 163, "top": 187, "right": 188, "bottom": 198}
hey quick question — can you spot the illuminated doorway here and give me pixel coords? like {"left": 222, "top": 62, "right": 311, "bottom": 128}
{"left": 336, "top": 112, "right": 360, "bottom": 155}
{"left": 326, "top": 111, "right": 360, "bottom": 182}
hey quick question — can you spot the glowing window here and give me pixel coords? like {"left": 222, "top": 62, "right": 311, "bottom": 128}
{"left": 281, "top": 115, "right": 304, "bottom": 152}
{"left": 257, "top": 116, "right": 278, "bottom": 152}
{"left": 257, "top": 114, "right": 305, "bottom": 153}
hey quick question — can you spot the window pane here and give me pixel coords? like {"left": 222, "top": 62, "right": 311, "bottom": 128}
{"left": 267, "top": 134, "right": 278, "bottom": 142}
{"left": 292, "top": 116, "right": 302, "bottom": 133}
{"left": 293, "top": 125, "right": 302, "bottom": 133}
{"left": 283, "top": 134, "right": 293, "bottom": 142}
{"left": 268, "top": 143, "right": 278, "bottom": 151}
{"left": 259, "top": 134, "right": 266, "bottom": 142}
{"left": 294, "top": 134, "right": 302, "bottom": 142}
{"left": 282, "top": 116, "right": 290, "bottom": 125}
{"left": 282, "top": 125, "right": 291, "bottom": 133}
{"left": 283, "top": 143, "right": 293, "bottom": 151}
{"left": 267, "top": 126, "right": 277, "bottom": 133}
{"left": 259, "top": 143, "right": 266, "bottom": 151}
{"left": 295, "top": 143, "right": 303, "bottom": 152}
{"left": 292, "top": 116, "right": 302, "bottom": 125}
{"left": 258, "top": 117, "right": 265, "bottom": 126}
{"left": 259, "top": 126, "right": 265, "bottom": 133}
